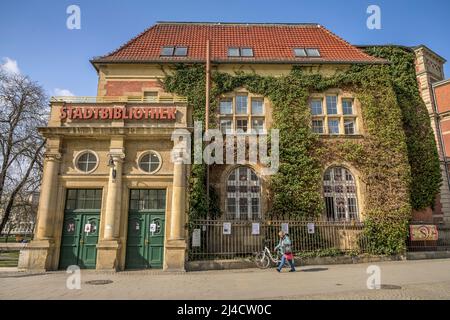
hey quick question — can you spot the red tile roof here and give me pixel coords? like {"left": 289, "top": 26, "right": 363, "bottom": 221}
{"left": 92, "top": 22, "right": 385, "bottom": 64}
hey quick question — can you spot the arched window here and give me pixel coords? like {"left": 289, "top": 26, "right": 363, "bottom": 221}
{"left": 226, "top": 167, "right": 261, "bottom": 220}
{"left": 323, "top": 166, "right": 359, "bottom": 221}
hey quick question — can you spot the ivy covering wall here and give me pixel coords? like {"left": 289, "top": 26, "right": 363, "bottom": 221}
{"left": 163, "top": 46, "right": 441, "bottom": 255}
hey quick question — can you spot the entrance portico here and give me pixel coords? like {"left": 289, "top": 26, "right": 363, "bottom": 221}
{"left": 20, "top": 98, "right": 189, "bottom": 272}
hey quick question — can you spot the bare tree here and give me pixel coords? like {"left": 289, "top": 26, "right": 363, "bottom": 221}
{"left": 0, "top": 70, "right": 48, "bottom": 234}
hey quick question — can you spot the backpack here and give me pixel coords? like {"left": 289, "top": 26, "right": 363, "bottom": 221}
{"left": 284, "top": 237, "right": 292, "bottom": 254}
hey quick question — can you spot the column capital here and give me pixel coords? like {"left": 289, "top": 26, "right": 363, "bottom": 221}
{"left": 44, "top": 151, "right": 62, "bottom": 162}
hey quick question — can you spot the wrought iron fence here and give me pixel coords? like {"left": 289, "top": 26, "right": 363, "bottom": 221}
{"left": 188, "top": 219, "right": 367, "bottom": 261}
{"left": 407, "top": 224, "right": 450, "bottom": 252}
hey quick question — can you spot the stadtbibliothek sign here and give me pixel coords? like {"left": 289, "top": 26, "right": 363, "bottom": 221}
{"left": 60, "top": 106, "right": 177, "bottom": 120}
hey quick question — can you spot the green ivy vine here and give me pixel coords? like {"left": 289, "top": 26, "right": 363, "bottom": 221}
{"left": 162, "top": 46, "right": 440, "bottom": 255}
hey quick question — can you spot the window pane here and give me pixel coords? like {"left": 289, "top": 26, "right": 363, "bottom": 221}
{"left": 251, "top": 99, "right": 264, "bottom": 115}
{"left": 294, "top": 48, "right": 307, "bottom": 57}
{"left": 236, "top": 119, "right": 248, "bottom": 132}
{"left": 174, "top": 47, "right": 187, "bottom": 56}
{"left": 65, "top": 189, "right": 102, "bottom": 210}
{"left": 342, "top": 99, "right": 353, "bottom": 115}
{"left": 306, "top": 48, "right": 320, "bottom": 57}
{"left": 77, "top": 152, "right": 97, "bottom": 173}
{"left": 344, "top": 120, "right": 355, "bottom": 135}
{"left": 144, "top": 91, "right": 158, "bottom": 102}
{"left": 236, "top": 96, "right": 248, "bottom": 114}
{"left": 220, "top": 119, "right": 233, "bottom": 134}
{"left": 66, "top": 200, "right": 76, "bottom": 210}
{"left": 220, "top": 99, "right": 233, "bottom": 114}
{"left": 139, "top": 152, "right": 160, "bottom": 173}
{"left": 312, "top": 120, "right": 324, "bottom": 134}
{"left": 227, "top": 198, "right": 236, "bottom": 214}
{"left": 251, "top": 119, "right": 264, "bottom": 133}
{"left": 67, "top": 189, "right": 77, "bottom": 200}
{"left": 310, "top": 100, "right": 323, "bottom": 115}
{"left": 228, "top": 48, "right": 240, "bottom": 57}
{"left": 328, "top": 119, "right": 340, "bottom": 134}
{"left": 161, "top": 46, "right": 174, "bottom": 56}
{"left": 239, "top": 198, "right": 248, "bottom": 215}
{"left": 326, "top": 96, "right": 337, "bottom": 114}
{"left": 241, "top": 48, "right": 253, "bottom": 57}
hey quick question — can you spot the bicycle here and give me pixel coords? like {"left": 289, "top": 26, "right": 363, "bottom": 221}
{"left": 254, "top": 240, "right": 289, "bottom": 269}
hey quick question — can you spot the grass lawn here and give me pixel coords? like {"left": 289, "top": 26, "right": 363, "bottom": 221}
{"left": 0, "top": 251, "right": 19, "bottom": 267}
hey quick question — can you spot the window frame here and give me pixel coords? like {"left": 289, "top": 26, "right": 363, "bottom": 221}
{"left": 219, "top": 94, "right": 266, "bottom": 135}
{"left": 137, "top": 150, "right": 162, "bottom": 175}
{"left": 310, "top": 95, "right": 359, "bottom": 136}
{"left": 226, "top": 166, "right": 261, "bottom": 220}
{"left": 323, "top": 166, "right": 359, "bottom": 221}
{"left": 74, "top": 150, "right": 99, "bottom": 174}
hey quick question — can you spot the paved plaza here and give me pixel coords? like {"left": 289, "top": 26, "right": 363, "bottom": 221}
{"left": 1, "top": 259, "right": 450, "bottom": 300}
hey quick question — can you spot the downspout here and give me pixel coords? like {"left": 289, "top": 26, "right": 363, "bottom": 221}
{"left": 205, "top": 40, "right": 211, "bottom": 218}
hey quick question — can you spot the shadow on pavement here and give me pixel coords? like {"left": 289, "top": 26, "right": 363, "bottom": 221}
{"left": 301, "top": 267, "right": 328, "bottom": 272}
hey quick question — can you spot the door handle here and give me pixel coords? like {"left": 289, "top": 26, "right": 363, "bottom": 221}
{"left": 79, "top": 239, "right": 84, "bottom": 244}
{"left": 145, "top": 239, "right": 149, "bottom": 245}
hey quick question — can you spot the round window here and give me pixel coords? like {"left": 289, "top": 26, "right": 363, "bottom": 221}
{"left": 76, "top": 151, "right": 98, "bottom": 173}
{"left": 138, "top": 151, "right": 161, "bottom": 174}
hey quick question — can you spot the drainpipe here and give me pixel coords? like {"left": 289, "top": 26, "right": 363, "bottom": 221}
{"left": 205, "top": 40, "right": 211, "bottom": 218}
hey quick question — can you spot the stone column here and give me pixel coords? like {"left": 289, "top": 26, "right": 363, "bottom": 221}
{"left": 96, "top": 138, "right": 125, "bottom": 271}
{"left": 104, "top": 153, "right": 124, "bottom": 240}
{"left": 164, "top": 139, "right": 188, "bottom": 272}
{"left": 24, "top": 138, "right": 62, "bottom": 272}
{"left": 35, "top": 152, "right": 61, "bottom": 239}
{"left": 169, "top": 160, "right": 186, "bottom": 240}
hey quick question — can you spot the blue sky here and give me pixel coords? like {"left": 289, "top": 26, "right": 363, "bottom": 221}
{"left": 1, "top": 0, "right": 449, "bottom": 96}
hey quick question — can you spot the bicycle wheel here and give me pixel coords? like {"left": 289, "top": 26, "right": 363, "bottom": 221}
{"left": 254, "top": 252, "right": 270, "bottom": 269}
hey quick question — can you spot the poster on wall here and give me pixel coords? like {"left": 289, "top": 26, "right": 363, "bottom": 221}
{"left": 252, "top": 223, "right": 260, "bottom": 235}
{"left": 281, "top": 223, "right": 289, "bottom": 234}
{"left": 307, "top": 223, "right": 315, "bottom": 234}
{"left": 192, "top": 229, "right": 201, "bottom": 247}
{"left": 223, "top": 222, "right": 232, "bottom": 235}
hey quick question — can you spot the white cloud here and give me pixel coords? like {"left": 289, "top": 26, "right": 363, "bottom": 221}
{"left": 1, "top": 57, "right": 21, "bottom": 74}
{"left": 53, "top": 88, "right": 75, "bottom": 96}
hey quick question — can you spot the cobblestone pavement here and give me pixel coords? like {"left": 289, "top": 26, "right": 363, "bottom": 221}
{"left": 0, "top": 259, "right": 450, "bottom": 300}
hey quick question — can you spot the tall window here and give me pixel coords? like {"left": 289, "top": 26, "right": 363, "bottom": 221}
{"left": 219, "top": 94, "right": 266, "bottom": 134}
{"left": 323, "top": 166, "right": 359, "bottom": 221}
{"left": 226, "top": 167, "right": 261, "bottom": 220}
{"left": 310, "top": 95, "right": 358, "bottom": 135}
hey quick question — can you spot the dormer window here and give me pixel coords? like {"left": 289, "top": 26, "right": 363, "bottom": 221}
{"left": 306, "top": 48, "right": 320, "bottom": 57}
{"left": 240, "top": 48, "right": 253, "bottom": 57}
{"left": 293, "top": 48, "right": 307, "bottom": 57}
{"left": 294, "top": 48, "right": 321, "bottom": 57}
{"left": 174, "top": 46, "right": 188, "bottom": 56}
{"left": 228, "top": 47, "right": 254, "bottom": 57}
{"left": 160, "top": 46, "right": 188, "bottom": 56}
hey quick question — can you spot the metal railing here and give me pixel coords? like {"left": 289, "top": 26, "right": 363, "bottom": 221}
{"left": 50, "top": 95, "right": 188, "bottom": 104}
{"left": 188, "top": 219, "right": 367, "bottom": 261}
{"left": 407, "top": 224, "right": 450, "bottom": 252}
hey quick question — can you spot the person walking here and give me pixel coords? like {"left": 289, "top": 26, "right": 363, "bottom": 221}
{"left": 275, "top": 231, "right": 296, "bottom": 272}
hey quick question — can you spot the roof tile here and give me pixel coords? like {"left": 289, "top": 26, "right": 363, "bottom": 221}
{"left": 93, "top": 22, "right": 384, "bottom": 64}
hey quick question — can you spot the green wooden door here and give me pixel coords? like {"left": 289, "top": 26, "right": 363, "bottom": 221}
{"left": 59, "top": 189, "right": 102, "bottom": 269}
{"left": 126, "top": 189, "right": 166, "bottom": 269}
